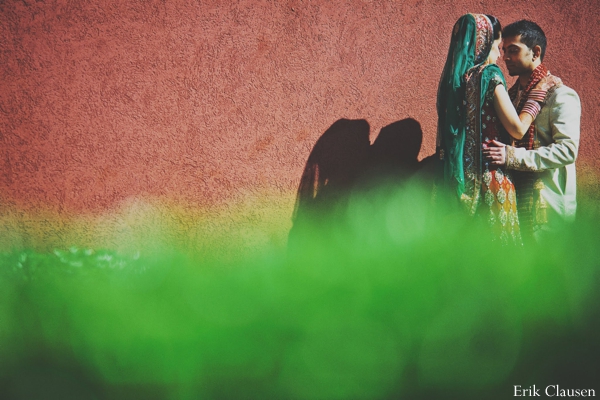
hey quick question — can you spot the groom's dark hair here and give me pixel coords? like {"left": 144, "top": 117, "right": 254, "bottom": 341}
{"left": 503, "top": 20, "right": 547, "bottom": 61}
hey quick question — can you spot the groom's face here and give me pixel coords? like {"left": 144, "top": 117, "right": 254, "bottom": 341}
{"left": 502, "top": 35, "right": 535, "bottom": 76}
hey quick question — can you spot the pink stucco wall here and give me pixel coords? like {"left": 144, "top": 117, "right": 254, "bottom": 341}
{"left": 1, "top": 0, "right": 599, "bottom": 250}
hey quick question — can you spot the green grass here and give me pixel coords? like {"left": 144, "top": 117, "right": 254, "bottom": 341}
{"left": 1, "top": 182, "right": 599, "bottom": 399}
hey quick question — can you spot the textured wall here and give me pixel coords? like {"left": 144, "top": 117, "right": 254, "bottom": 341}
{"left": 1, "top": 0, "right": 599, "bottom": 251}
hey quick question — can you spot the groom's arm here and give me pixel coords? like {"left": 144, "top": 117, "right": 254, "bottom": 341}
{"left": 504, "top": 87, "right": 580, "bottom": 171}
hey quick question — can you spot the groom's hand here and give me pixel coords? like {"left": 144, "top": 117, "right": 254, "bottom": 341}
{"left": 483, "top": 140, "right": 506, "bottom": 166}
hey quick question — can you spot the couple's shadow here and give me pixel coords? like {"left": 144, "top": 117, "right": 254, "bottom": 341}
{"left": 289, "top": 118, "right": 436, "bottom": 249}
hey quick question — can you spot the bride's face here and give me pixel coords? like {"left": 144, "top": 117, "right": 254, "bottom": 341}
{"left": 488, "top": 37, "right": 502, "bottom": 64}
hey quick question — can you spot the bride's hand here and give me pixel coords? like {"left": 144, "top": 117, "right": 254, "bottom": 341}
{"left": 534, "top": 75, "right": 562, "bottom": 91}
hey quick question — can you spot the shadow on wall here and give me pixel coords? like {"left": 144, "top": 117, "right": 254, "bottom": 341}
{"left": 364, "top": 118, "right": 426, "bottom": 187}
{"left": 288, "top": 117, "right": 437, "bottom": 248}
{"left": 291, "top": 118, "right": 371, "bottom": 223}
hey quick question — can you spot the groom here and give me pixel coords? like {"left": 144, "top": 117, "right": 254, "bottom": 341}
{"left": 484, "top": 20, "right": 581, "bottom": 243}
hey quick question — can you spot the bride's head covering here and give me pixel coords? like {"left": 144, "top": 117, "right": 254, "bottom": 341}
{"left": 472, "top": 14, "right": 495, "bottom": 66}
{"left": 437, "top": 14, "right": 496, "bottom": 198}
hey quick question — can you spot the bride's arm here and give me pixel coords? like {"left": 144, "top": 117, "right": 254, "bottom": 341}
{"left": 492, "top": 84, "right": 540, "bottom": 140}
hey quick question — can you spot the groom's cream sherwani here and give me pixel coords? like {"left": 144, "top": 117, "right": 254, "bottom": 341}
{"left": 505, "top": 84, "right": 581, "bottom": 236}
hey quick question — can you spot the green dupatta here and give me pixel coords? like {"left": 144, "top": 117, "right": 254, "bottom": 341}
{"left": 436, "top": 14, "right": 502, "bottom": 204}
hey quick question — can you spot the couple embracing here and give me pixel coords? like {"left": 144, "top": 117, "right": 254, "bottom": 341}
{"left": 437, "top": 15, "right": 581, "bottom": 245}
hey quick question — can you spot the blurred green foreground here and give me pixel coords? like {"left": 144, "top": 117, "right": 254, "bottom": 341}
{"left": 1, "top": 182, "right": 598, "bottom": 400}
